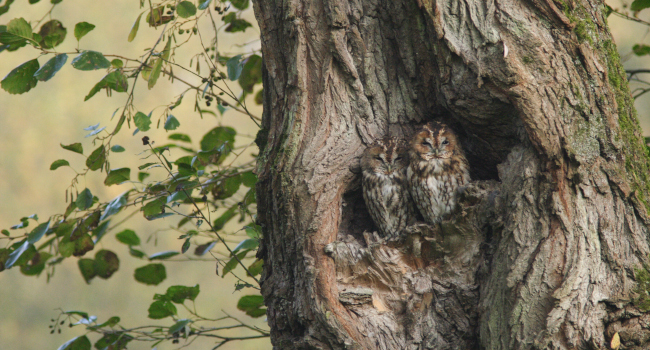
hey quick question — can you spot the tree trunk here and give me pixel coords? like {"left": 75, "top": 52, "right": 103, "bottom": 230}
{"left": 252, "top": 0, "right": 650, "bottom": 349}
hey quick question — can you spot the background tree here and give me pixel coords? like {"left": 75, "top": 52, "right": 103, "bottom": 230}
{"left": 252, "top": 0, "right": 650, "bottom": 349}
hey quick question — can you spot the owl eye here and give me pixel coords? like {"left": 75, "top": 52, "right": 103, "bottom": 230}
{"left": 374, "top": 156, "right": 383, "bottom": 161}
{"left": 421, "top": 141, "right": 431, "bottom": 147}
{"left": 441, "top": 140, "right": 450, "bottom": 145}
{"left": 395, "top": 156, "right": 403, "bottom": 161}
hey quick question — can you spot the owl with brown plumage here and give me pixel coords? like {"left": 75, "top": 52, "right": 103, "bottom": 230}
{"left": 407, "top": 122, "right": 470, "bottom": 224}
{"left": 361, "top": 137, "right": 417, "bottom": 239}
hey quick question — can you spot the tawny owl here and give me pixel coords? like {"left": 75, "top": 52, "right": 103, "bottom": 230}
{"left": 361, "top": 137, "right": 417, "bottom": 239}
{"left": 407, "top": 122, "right": 470, "bottom": 224}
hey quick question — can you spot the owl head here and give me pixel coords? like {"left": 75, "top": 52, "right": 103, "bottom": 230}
{"left": 410, "top": 122, "right": 460, "bottom": 161}
{"left": 361, "top": 137, "right": 409, "bottom": 177}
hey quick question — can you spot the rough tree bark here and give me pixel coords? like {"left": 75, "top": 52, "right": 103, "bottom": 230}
{"left": 252, "top": 0, "right": 650, "bottom": 349}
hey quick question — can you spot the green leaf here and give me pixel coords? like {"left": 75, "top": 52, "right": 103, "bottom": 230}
{"left": 176, "top": 1, "right": 197, "bottom": 18}
{"left": 7, "top": 17, "right": 33, "bottom": 39}
{"left": 128, "top": 13, "right": 143, "bottom": 42}
{"left": 129, "top": 247, "right": 146, "bottom": 259}
{"left": 38, "top": 20, "right": 66, "bottom": 49}
{"left": 1, "top": 59, "right": 39, "bottom": 94}
{"left": 0, "top": 18, "right": 34, "bottom": 46}
{"left": 55, "top": 221, "right": 75, "bottom": 240}
{"left": 241, "top": 171, "right": 257, "bottom": 187}
{"left": 632, "top": 0, "right": 650, "bottom": 11}
{"left": 111, "top": 59, "right": 124, "bottom": 68}
{"left": 213, "top": 173, "right": 241, "bottom": 199}
{"left": 116, "top": 229, "right": 140, "bottom": 246}
{"left": 73, "top": 22, "right": 95, "bottom": 41}
{"left": 164, "top": 115, "right": 180, "bottom": 130}
{"left": 20, "top": 251, "right": 51, "bottom": 276}
{"left": 169, "top": 133, "right": 191, "bottom": 143}
{"left": 78, "top": 258, "right": 96, "bottom": 283}
{"left": 70, "top": 211, "right": 100, "bottom": 241}
{"left": 254, "top": 88, "right": 263, "bottom": 104}
{"left": 198, "top": 0, "right": 212, "bottom": 10}
{"left": 94, "top": 250, "right": 119, "bottom": 279}
{"left": 27, "top": 221, "right": 50, "bottom": 244}
{"left": 76, "top": 188, "right": 93, "bottom": 211}
{"left": 226, "top": 55, "right": 243, "bottom": 80}
{"left": 104, "top": 168, "right": 131, "bottom": 186}
{"left": 34, "top": 53, "right": 67, "bottom": 81}
{"left": 61, "top": 142, "right": 83, "bottom": 154}
{"left": 166, "top": 284, "right": 200, "bottom": 303}
{"left": 247, "top": 259, "right": 263, "bottom": 277}
{"left": 0, "top": 248, "right": 9, "bottom": 271}
{"left": 236, "top": 295, "right": 266, "bottom": 318}
{"left": 134, "top": 263, "right": 166, "bottom": 285}
{"left": 73, "top": 233, "right": 95, "bottom": 257}
{"left": 170, "top": 94, "right": 184, "bottom": 109}
{"left": 138, "top": 172, "right": 150, "bottom": 182}
{"left": 146, "top": 6, "right": 173, "bottom": 27}
{"left": 10, "top": 218, "right": 28, "bottom": 229}
{"left": 148, "top": 57, "right": 162, "bottom": 89}
{"left": 222, "top": 12, "right": 236, "bottom": 24}
{"left": 181, "top": 238, "right": 190, "bottom": 253}
{"left": 238, "top": 54, "right": 262, "bottom": 93}
{"left": 142, "top": 197, "right": 166, "bottom": 217}
{"left": 633, "top": 44, "right": 650, "bottom": 56}
{"left": 1, "top": 229, "right": 9, "bottom": 236}
{"left": 133, "top": 111, "right": 151, "bottom": 131}
{"left": 200, "top": 126, "right": 236, "bottom": 151}
{"left": 168, "top": 319, "right": 192, "bottom": 334}
{"left": 149, "top": 250, "right": 179, "bottom": 260}
{"left": 91, "top": 316, "right": 120, "bottom": 329}
{"left": 5, "top": 241, "right": 30, "bottom": 269}
{"left": 57, "top": 335, "right": 91, "bottom": 350}
{"left": 84, "top": 70, "right": 129, "bottom": 101}
{"left": 231, "top": 0, "right": 249, "bottom": 9}
{"left": 50, "top": 159, "right": 70, "bottom": 170}
{"left": 147, "top": 300, "right": 177, "bottom": 319}
{"left": 94, "top": 333, "right": 132, "bottom": 350}
{"left": 213, "top": 206, "right": 237, "bottom": 230}
{"left": 59, "top": 239, "right": 75, "bottom": 257}
{"left": 222, "top": 251, "right": 247, "bottom": 277}
{"left": 101, "top": 193, "right": 127, "bottom": 221}
{"left": 71, "top": 50, "right": 111, "bottom": 70}
{"left": 225, "top": 19, "right": 252, "bottom": 33}
{"left": 111, "top": 145, "right": 125, "bottom": 152}
{"left": 93, "top": 220, "right": 110, "bottom": 243}
{"left": 138, "top": 162, "right": 157, "bottom": 170}
{"left": 245, "top": 224, "right": 262, "bottom": 238}
{"left": 233, "top": 238, "right": 258, "bottom": 253}
{"left": 86, "top": 145, "right": 106, "bottom": 171}
{"left": 162, "top": 37, "right": 172, "bottom": 61}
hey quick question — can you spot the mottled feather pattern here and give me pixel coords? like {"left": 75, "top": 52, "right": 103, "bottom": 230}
{"left": 407, "top": 122, "right": 470, "bottom": 224}
{"left": 361, "top": 137, "right": 417, "bottom": 239}
{"left": 360, "top": 123, "right": 470, "bottom": 238}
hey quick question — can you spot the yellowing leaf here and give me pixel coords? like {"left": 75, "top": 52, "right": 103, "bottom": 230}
{"left": 611, "top": 332, "right": 620, "bottom": 350}
{"left": 128, "top": 13, "right": 143, "bottom": 42}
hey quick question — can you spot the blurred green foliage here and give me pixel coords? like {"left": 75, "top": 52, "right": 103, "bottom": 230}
{"left": 0, "top": 0, "right": 267, "bottom": 348}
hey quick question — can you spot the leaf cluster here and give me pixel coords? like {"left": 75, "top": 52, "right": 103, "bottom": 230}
{"left": 0, "top": 0, "right": 267, "bottom": 348}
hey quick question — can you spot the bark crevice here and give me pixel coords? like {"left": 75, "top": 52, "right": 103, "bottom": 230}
{"left": 253, "top": 0, "right": 650, "bottom": 348}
